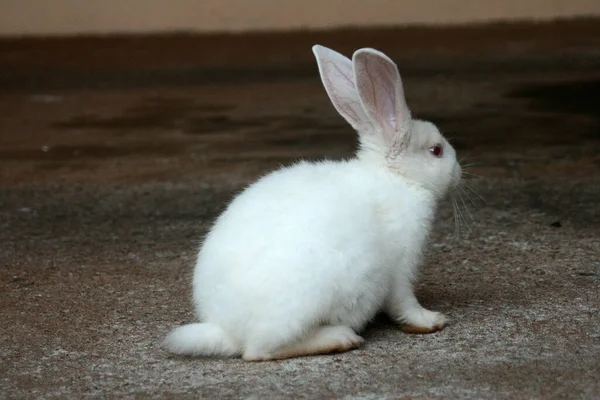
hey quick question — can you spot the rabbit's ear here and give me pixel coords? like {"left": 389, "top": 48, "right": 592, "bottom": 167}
{"left": 312, "top": 45, "right": 371, "bottom": 131}
{"left": 353, "top": 48, "right": 411, "bottom": 149}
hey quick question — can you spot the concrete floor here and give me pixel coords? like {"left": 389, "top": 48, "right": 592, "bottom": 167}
{"left": 1, "top": 20, "right": 599, "bottom": 399}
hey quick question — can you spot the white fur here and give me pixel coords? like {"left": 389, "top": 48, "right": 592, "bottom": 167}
{"left": 163, "top": 45, "right": 461, "bottom": 361}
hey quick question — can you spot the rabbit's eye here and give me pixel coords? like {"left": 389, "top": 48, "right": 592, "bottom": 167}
{"left": 429, "top": 144, "right": 443, "bottom": 157}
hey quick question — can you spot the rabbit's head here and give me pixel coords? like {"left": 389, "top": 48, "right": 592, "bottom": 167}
{"left": 313, "top": 45, "right": 461, "bottom": 199}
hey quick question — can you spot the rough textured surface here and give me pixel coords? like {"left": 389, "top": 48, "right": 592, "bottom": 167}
{"left": 1, "top": 20, "right": 600, "bottom": 399}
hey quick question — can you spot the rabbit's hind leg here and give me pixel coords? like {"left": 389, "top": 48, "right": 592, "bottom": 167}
{"left": 242, "top": 326, "right": 363, "bottom": 361}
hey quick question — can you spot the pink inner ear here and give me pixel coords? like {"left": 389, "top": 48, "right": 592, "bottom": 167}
{"left": 354, "top": 49, "right": 411, "bottom": 145}
{"left": 313, "top": 45, "right": 370, "bottom": 132}
{"left": 363, "top": 56, "right": 398, "bottom": 132}
{"left": 323, "top": 60, "right": 361, "bottom": 126}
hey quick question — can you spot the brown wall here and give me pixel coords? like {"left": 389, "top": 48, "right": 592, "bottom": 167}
{"left": 1, "top": 0, "right": 599, "bottom": 36}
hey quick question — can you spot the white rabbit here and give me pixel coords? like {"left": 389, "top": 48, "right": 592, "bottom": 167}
{"left": 163, "top": 45, "right": 462, "bottom": 361}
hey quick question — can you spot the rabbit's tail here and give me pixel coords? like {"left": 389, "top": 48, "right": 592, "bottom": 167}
{"left": 163, "top": 323, "right": 240, "bottom": 357}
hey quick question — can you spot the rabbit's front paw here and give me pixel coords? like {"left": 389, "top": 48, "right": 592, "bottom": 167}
{"left": 398, "top": 309, "right": 449, "bottom": 334}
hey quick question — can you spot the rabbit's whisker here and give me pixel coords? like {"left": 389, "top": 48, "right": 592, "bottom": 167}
{"left": 458, "top": 185, "right": 478, "bottom": 207}
{"left": 462, "top": 181, "right": 487, "bottom": 204}
{"left": 450, "top": 189, "right": 471, "bottom": 235}
{"left": 452, "top": 196, "right": 461, "bottom": 239}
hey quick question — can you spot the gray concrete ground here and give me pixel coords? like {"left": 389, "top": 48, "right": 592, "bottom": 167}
{"left": 1, "top": 20, "right": 599, "bottom": 399}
